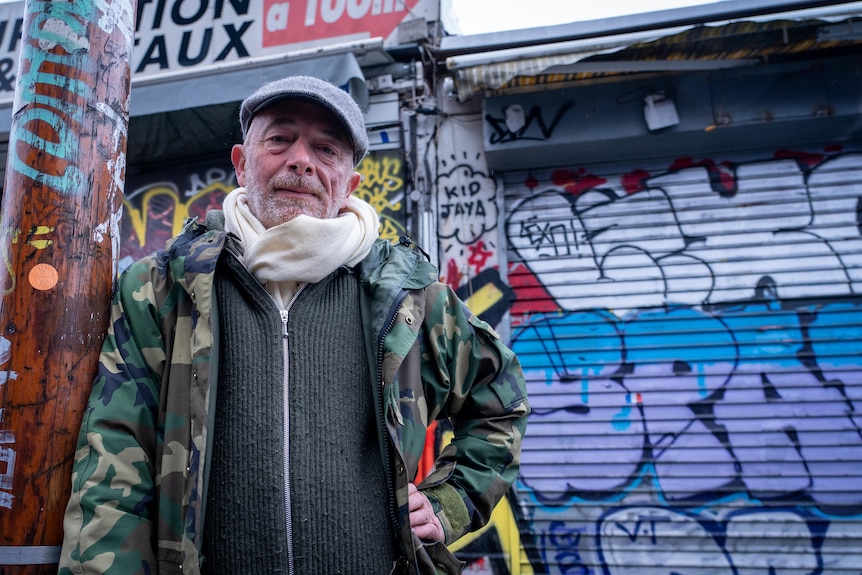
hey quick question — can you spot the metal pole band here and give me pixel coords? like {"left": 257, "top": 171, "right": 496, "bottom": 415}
{"left": 0, "top": 545, "right": 62, "bottom": 565}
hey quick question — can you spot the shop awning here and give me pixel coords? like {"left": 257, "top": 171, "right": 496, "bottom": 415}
{"left": 445, "top": 28, "right": 694, "bottom": 102}
{"left": 130, "top": 37, "right": 387, "bottom": 116}
{"left": 443, "top": 0, "right": 862, "bottom": 102}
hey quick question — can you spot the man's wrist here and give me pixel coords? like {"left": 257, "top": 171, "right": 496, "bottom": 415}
{"left": 422, "top": 483, "right": 471, "bottom": 544}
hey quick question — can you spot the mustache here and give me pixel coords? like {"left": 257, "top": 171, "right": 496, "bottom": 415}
{"left": 268, "top": 174, "right": 325, "bottom": 194}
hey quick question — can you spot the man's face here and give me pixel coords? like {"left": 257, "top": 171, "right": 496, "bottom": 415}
{"left": 231, "top": 99, "right": 361, "bottom": 228}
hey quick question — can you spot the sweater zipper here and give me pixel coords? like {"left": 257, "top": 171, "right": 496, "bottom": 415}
{"left": 225, "top": 244, "right": 303, "bottom": 574}
{"left": 280, "top": 287, "right": 305, "bottom": 575}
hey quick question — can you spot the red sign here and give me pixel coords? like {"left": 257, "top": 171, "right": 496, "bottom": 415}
{"left": 263, "top": 0, "right": 421, "bottom": 47}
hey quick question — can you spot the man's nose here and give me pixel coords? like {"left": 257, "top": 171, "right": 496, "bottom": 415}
{"left": 287, "top": 139, "right": 315, "bottom": 175}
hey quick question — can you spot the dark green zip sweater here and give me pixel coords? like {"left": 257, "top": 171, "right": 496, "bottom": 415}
{"left": 202, "top": 252, "right": 398, "bottom": 574}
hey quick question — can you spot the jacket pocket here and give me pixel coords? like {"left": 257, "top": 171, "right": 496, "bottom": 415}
{"left": 411, "top": 531, "right": 466, "bottom": 575}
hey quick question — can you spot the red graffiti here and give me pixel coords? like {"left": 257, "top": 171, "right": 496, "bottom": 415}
{"left": 669, "top": 157, "right": 736, "bottom": 194}
{"left": 467, "top": 241, "right": 494, "bottom": 275}
{"left": 774, "top": 148, "right": 827, "bottom": 169}
{"left": 668, "top": 156, "right": 701, "bottom": 172}
{"left": 621, "top": 169, "right": 651, "bottom": 194}
{"left": 445, "top": 258, "right": 463, "bottom": 291}
{"left": 507, "top": 262, "right": 560, "bottom": 324}
{"left": 551, "top": 168, "right": 607, "bottom": 196}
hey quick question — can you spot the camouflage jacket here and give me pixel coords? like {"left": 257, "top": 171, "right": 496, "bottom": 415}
{"left": 59, "top": 214, "right": 529, "bottom": 575}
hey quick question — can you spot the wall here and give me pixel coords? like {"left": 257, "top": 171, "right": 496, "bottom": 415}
{"left": 428, "top": 94, "right": 862, "bottom": 573}
{"left": 505, "top": 148, "right": 862, "bottom": 574}
{"left": 432, "top": 111, "right": 514, "bottom": 328}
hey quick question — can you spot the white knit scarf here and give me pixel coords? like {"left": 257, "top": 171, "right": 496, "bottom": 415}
{"left": 222, "top": 188, "right": 380, "bottom": 308}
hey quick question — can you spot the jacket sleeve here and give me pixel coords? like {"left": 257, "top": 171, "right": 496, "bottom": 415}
{"left": 58, "top": 259, "right": 165, "bottom": 575}
{"left": 417, "top": 282, "right": 529, "bottom": 544}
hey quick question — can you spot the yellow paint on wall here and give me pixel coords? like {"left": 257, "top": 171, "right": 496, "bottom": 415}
{"left": 465, "top": 282, "right": 503, "bottom": 317}
{"left": 124, "top": 183, "right": 234, "bottom": 248}
{"left": 355, "top": 154, "right": 405, "bottom": 242}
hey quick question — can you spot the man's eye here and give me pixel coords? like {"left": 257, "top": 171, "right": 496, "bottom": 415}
{"left": 319, "top": 145, "right": 336, "bottom": 155}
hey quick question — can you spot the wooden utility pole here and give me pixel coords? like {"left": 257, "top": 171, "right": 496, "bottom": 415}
{"left": 0, "top": 0, "right": 134, "bottom": 573}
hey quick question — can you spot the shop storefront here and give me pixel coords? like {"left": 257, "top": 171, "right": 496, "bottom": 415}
{"left": 458, "top": 18, "right": 862, "bottom": 573}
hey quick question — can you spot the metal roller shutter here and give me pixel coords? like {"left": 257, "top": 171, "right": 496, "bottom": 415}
{"left": 504, "top": 145, "right": 862, "bottom": 573}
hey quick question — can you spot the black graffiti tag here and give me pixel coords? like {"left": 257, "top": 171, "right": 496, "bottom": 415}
{"left": 441, "top": 177, "right": 487, "bottom": 220}
{"left": 486, "top": 100, "right": 574, "bottom": 145}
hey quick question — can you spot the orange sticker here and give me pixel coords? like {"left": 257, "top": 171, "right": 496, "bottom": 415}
{"left": 29, "top": 263, "right": 59, "bottom": 291}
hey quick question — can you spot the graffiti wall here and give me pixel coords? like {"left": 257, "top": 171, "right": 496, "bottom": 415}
{"left": 120, "top": 148, "right": 407, "bottom": 270}
{"left": 502, "top": 148, "right": 862, "bottom": 574}
{"left": 434, "top": 114, "right": 514, "bottom": 329}
{"left": 427, "top": 102, "right": 862, "bottom": 573}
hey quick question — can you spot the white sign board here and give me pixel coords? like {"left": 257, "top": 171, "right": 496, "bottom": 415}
{"left": 0, "top": 0, "right": 437, "bottom": 105}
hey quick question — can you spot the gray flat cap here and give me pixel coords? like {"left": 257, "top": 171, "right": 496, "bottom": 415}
{"left": 240, "top": 75, "right": 369, "bottom": 166}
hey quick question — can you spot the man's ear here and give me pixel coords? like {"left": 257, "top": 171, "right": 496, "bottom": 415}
{"left": 340, "top": 172, "right": 361, "bottom": 210}
{"left": 348, "top": 171, "right": 361, "bottom": 195}
{"left": 231, "top": 144, "right": 247, "bottom": 186}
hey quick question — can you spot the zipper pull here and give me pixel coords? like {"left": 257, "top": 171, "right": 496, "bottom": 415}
{"left": 280, "top": 309, "right": 289, "bottom": 339}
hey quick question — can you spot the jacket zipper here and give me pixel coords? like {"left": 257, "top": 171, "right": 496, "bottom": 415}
{"left": 376, "top": 288, "right": 412, "bottom": 570}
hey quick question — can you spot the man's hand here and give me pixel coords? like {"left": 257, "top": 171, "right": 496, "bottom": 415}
{"left": 408, "top": 482, "right": 444, "bottom": 544}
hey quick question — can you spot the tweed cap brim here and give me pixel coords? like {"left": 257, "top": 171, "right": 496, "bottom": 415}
{"left": 240, "top": 76, "right": 369, "bottom": 166}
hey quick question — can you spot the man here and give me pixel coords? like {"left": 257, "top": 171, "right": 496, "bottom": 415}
{"left": 58, "top": 75, "right": 528, "bottom": 575}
